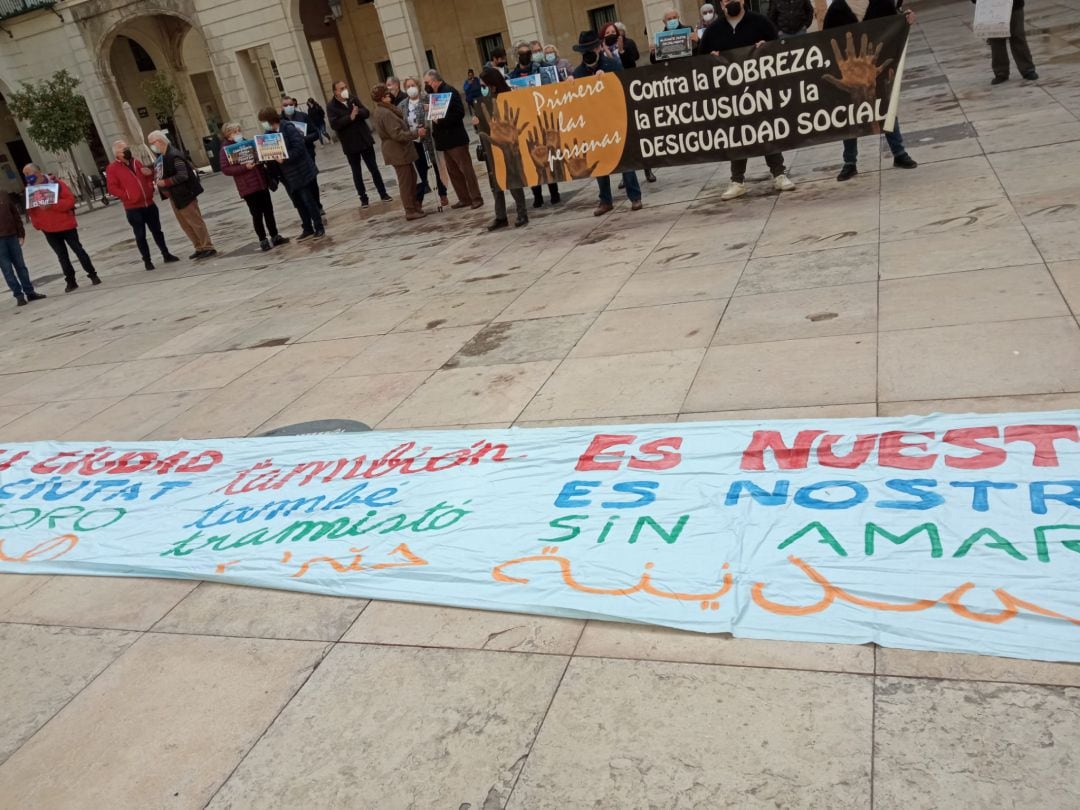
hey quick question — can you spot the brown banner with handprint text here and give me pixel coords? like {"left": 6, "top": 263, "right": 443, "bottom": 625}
{"left": 481, "top": 17, "right": 908, "bottom": 190}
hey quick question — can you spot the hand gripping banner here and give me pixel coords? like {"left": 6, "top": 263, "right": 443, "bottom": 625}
{"left": 479, "top": 17, "right": 909, "bottom": 190}
{"left": 3, "top": 410, "right": 1080, "bottom": 663}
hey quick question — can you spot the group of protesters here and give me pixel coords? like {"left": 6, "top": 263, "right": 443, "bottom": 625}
{"left": 2, "top": 0, "right": 1040, "bottom": 307}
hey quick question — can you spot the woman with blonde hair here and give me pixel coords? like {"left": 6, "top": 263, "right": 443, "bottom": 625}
{"left": 371, "top": 83, "right": 425, "bottom": 221}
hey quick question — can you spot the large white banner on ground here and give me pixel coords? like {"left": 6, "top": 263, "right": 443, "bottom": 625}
{"left": 2, "top": 411, "right": 1079, "bottom": 662}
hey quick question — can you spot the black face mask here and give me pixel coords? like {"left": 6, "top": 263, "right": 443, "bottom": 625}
{"left": 583, "top": 50, "right": 599, "bottom": 65}
{"left": 726, "top": 1, "right": 742, "bottom": 15}
{"left": 122, "top": 148, "right": 133, "bottom": 161}
{"left": 518, "top": 52, "right": 531, "bottom": 65}
{"left": 604, "top": 34, "right": 619, "bottom": 46}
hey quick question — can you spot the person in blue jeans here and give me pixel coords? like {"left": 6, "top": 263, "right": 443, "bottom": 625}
{"left": 571, "top": 30, "right": 643, "bottom": 215}
{"left": 0, "top": 191, "right": 46, "bottom": 307}
{"left": 826, "top": 0, "right": 918, "bottom": 181}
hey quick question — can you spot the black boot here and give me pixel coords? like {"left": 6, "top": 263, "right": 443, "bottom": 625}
{"left": 488, "top": 218, "right": 509, "bottom": 231}
{"left": 27, "top": 292, "right": 47, "bottom": 302}
{"left": 162, "top": 253, "right": 180, "bottom": 263}
{"left": 533, "top": 190, "right": 544, "bottom": 208}
{"left": 515, "top": 214, "right": 529, "bottom": 228}
{"left": 837, "top": 163, "right": 858, "bottom": 182}
{"left": 272, "top": 234, "right": 290, "bottom": 246}
{"left": 15, "top": 295, "right": 26, "bottom": 307}
{"left": 144, "top": 259, "right": 155, "bottom": 271}
{"left": 88, "top": 274, "right": 102, "bottom": 285}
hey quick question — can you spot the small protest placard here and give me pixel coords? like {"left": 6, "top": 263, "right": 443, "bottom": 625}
{"left": 224, "top": 139, "right": 257, "bottom": 166}
{"left": 973, "top": 0, "right": 1012, "bottom": 39}
{"left": 254, "top": 132, "right": 288, "bottom": 162}
{"left": 654, "top": 27, "right": 695, "bottom": 60}
{"left": 427, "top": 93, "right": 452, "bottom": 121}
{"left": 508, "top": 74, "right": 542, "bottom": 90}
{"left": 25, "top": 183, "right": 59, "bottom": 209}
{"left": 287, "top": 120, "right": 308, "bottom": 137}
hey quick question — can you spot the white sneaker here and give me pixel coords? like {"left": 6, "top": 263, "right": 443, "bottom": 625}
{"left": 774, "top": 173, "right": 795, "bottom": 191}
{"left": 721, "top": 182, "right": 746, "bottom": 201}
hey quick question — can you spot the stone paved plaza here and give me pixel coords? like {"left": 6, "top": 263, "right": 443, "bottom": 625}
{"left": 3, "top": 0, "right": 1080, "bottom": 806}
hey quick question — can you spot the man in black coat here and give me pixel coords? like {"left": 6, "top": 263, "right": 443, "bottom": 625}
{"left": 282, "top": 96, "right": 324, "bottom": 216}
{"left": 326, "top": 80, "right": 392, "bottom": 208}
{"left": 423, "top": 69, "right": 483, "bottom": 209}
{"left": 701, "top": 0, "right": 795, "bottom": 201}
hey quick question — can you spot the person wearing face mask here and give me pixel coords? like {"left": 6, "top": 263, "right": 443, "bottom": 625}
{"left": 484, "top": 48, "right": 509, "bottom": 77}
{"left": 401, "top": 76, "right": 450, "bottom": 209}
{"left": 327, "top": 79, "right": 392, "bottom": 209}
{"left": 598, "top": 23, "right": 623, "bottom": 64}
{"left": 306, "top": 98, "right": 329, "bottom": 143}
{"left": 463, "top": 69, "right": 483, "bottom": 112}
{"left": 651, "top": 9, "right": 700, "bottom": 63}
{"left": 147, "top": 130, "right": 216, "bottom": 260}
{"left": 698, "top": 3, "right": 717, "bottom": 38}
{"left": 508, "top": 41, "right": 541, "bottom": 79}
{"left": 371, "top": 84, "right": 426, "bottom": 222}
{"left": 424, "top": 69, "right": 484, "bottom": 210}
{"left": 473, "top": 67, "right": 528, "bottom": 230}
{"left": 541, "top": 45, "right": 572, "bottom": 76}
{"left": 23, "top": 162, "right": 101, "bottom": 292}
{"left": 258, "top": 107, "right": 324, "bottom": 240}
{"left": 613, "top": 23, "right": 641, "bottom": 69}
{"left": 700, "top": 0, "right": 796, "bottom": 200}
{"left": 767, "top": 0, "right": 814, "bottom": 36}
{"left": 219, "top": 122, "right": 289, "bottom": 251}
{"left": 105, "top": 139, "right": 180, "bottom": 271}
{"left": 281, "top": 96, "right": 324, "bottom": 217}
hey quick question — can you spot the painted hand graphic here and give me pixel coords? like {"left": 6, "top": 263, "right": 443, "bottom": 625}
{"left": 823, "top": 31, "right": 893, "bottom": 105}
{"left": 563, "top": 139, "right": 600, "bottom": 180}
{"left": 524, "top": 112, "right": 566, "bottom": 183}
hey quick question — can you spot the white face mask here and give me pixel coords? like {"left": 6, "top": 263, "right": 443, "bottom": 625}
{"left": 340, "top": 89, "right": 350, "bottom": 100}
{"left": 406, "top": 86, "right": 420, "bottom": 99}
{"left": 702, "top": 11, "right": 716, "bottom": 21}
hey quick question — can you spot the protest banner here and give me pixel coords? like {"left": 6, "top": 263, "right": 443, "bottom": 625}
{"left": 25, "top": 183, "right": 59, "bottom": 208}
{"left": 654, "top": 27, "right": 695, "bottom": 60}
{"left": 481, "top": 16, "right": 908, "bottom": 190}
{"left": 254, "top": 132, "right": 288, "bottom": 162}
{"left": 223, "top": 139, "right": 257, "bottom": 166}
{"left": 2, "top": 410, "right": 1080, "bottom": 663}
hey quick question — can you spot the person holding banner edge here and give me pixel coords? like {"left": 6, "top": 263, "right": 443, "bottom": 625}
{"left": 701, "top": 0, "right": 797, "bottom": 200}
{"left": 571, "top": 31, "right": 644, "bottom": 215}
{"left": 826, "top": 0, "right": 918, "bottom": 182}
{"left": 473, "top": 67, "right": 529, "bottom": 230}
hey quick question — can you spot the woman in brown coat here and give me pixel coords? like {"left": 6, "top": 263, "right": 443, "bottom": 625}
{"left": 371, "top": 84, "right": 424, "bottom": 220}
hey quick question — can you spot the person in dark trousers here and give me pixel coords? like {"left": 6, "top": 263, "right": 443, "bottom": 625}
{"left": 972, "top": 0, "right": 1038, "bottom": 84}
{"left": 473, "top": 67, "right": 528, "bottom": 230}
{"left": 105, "top": 139, "right": 180, "bottom": 271}
{"left": 572, "top": 31, "right": 644, "bottom": 215}
{"left": 424, "top": 69, "right": 484, "bottom": 209}
{"left": 148, "top": 129, "right": 217, "bottom": 259}
{"left": 23, "top": 164, "right": 101, "bottom": 293}
{"left": 258, "top": 107, "right": 324, "bottom": 240}
{"left": 306, "top": 98, "right": 329, "bottom": 143}
{"left": 701, "top": 0, "right": 796, "bottom": 199}
{"left": 0, "top": 190, "right": 45, "bottom": 307}
{"left": 463, "top": 69, "right": 483, "bottom": 111}
{"left": 829, "top": 0, "right": 918, "bottom": 181}
{"left": 219, "top": 122, "right": 289, "bottom": 251}
{"left": 282, "top": 96, "right": 324, "bottom": 216}
{"left": 400, "top": 76, "right": 450, "bottom": 209}
{"left": 768, "top": 0, "right": 814, "bottom": 35}
{"left": 327, "top": 80, "right": 392, "bottom": 208}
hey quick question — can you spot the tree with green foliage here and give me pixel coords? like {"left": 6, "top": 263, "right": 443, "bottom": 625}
{"left": 6, "top": 69, "right": 96, "bottom": 209}
{"left": 142, "top": 72, "right": 187, "bottom": 153}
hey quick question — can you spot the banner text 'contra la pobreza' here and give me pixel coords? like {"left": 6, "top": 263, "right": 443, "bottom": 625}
{"left": 2, "top": 411, "right": 1080, "bottom": 662}
{"left": 479, "top": 16, "right": 909, "bottom": 190}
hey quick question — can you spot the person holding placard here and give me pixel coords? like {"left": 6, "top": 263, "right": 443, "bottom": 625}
{"left": 258, "top": 108, "right": 324, "bottom": 240}
{"left": 424, "top": 69, "right": 484, "bottom": 210}
{"left": 401, "top": 76, "right": 450, "bottom": 209}
{"left": 972, "top": 0, "right": 1038, "bottom": 84}
{"left": 372, "top": 83, "right": 425, "bottom": 222}
{"left": 473, "top": 67, "right": 528, "bottom": 230}
{"left": 23, "top": 163, "right": 101, "bottom": 292}
{"left": 219, "top": 122, "right": 289, "bottom": 251}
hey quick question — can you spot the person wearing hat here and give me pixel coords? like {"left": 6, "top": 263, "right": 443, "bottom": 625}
{"left": 572, "top": 31, "right": 643, "bottom": 216}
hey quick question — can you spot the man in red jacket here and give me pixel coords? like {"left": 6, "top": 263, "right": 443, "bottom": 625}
{"left": 22, "top": 163, "right": 101, "bottom": 293}
{"left": 105, "top": 140, "right": 180, "bottom": 271}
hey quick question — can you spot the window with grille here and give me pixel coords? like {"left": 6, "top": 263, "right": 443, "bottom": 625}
{"left": 587, "top": 4, "right": 617, "bottom": 32}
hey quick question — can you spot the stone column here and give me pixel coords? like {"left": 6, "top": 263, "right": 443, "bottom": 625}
{"left": 502, "top": 0, "right": 548, "bottom": 47}
{"left": 372, "top": 0, "right": 427, "bottom": 81}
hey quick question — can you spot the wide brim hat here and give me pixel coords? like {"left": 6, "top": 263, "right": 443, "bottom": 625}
{"left": 573, "top": 30, "right": 601, "bottom": 52}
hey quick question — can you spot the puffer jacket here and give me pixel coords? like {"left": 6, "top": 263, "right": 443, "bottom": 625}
{"left": 105, "top": 158, "right": 156, "bottom": 210}
{"left": 219, "top": 143, "right": 269, "bottom": 198}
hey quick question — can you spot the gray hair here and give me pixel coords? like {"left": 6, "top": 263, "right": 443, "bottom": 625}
{"left": 615, "top": 22, "right": 627, "bottom": 32}
{"left": 221, "top": 121, "right": 242, "bottom": 136}
{"left": 147, "top": 129, "right": 169, "bottom": 144}
{"left": 386, "top": 76, "right": 401, "bottom": 85}
{"left": 22, "top": 162, "right": 42, "bottom": 173}
{"left": 700, "top": 3, "right": 715, "bottom": 12}
{"left": 424, "top": 69, "right": 442, "bottom": 83}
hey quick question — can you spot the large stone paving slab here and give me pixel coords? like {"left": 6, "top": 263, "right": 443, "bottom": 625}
{"left": 0, "top": 633, "right": 326, "bottom": 808}
{"left": 206, "top": 645, "right": 567, "bottom": 809}
{"left": 506, "top": 657, "right": 873, "bottom": 808}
